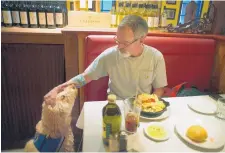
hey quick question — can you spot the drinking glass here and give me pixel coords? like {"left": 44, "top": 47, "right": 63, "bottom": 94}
{"left": 215, "top": 98, "right": 225, "bottom": 120}
{"left": 123, "top": 97, "right": 141, "bottom": 134}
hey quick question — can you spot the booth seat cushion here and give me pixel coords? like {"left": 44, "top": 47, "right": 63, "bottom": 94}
{"left": 84, "top": 35, "right": 216, "bottom": 101}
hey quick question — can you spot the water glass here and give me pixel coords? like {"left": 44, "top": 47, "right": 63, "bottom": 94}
{"left": 215, "top": 98, "right": 225, "bottom": 120}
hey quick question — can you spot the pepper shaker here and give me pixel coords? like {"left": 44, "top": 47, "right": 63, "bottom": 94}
{"left": 119, "top": 131, "right": 128, "bottom": 152}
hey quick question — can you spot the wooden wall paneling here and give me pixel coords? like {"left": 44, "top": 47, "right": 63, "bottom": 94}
{"left": 1, "top": 44, "right": 65, "bottom": 149}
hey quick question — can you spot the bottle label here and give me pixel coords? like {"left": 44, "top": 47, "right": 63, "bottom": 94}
{"left": 3, "top": 11, "right": 12, "bottom": 24}
{"left": 147, "top": 17, "right": 154, "bottom": 28}
{"left": 38, "top": 12, "right": 46, "bottom": 25}
{"left": 103, "top": 121, "right": 111, "bottom": 139}
{"left": 111, "top": 14, "right": 116, "bottom": 25}
{"left": 153, "top": 17, "right": 159, "bottom": 27}
{"left": 47, "top": 13, "right": 54, "bottom": 25}
{"left": 20, "top": 11, "right": 28, "bottom": 24}
{"left": 29, "top": 12, "right": 37, "bottom": 25}
{"left": 56, "top": 13, "right": 63, "bottom": 25}
{"left": 12, "top": 11, "right": 20, "bottom": 23}
{"left": 161, "top": 17, "right": 167, "bottom": 27}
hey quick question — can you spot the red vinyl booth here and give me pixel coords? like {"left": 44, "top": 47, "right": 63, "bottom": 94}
{"left": 84, "top": 35, "right": 216, "bottom": 102}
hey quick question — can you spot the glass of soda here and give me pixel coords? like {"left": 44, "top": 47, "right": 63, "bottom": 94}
{"left": 124, "top": 97, "right": 141, "bottom": 134}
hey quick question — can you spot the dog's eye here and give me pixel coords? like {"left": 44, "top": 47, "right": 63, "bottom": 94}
{"left": 61, "top": 95, "right": 65, "bottom": 100}
{"left": 71, "top": 85, "right": 76, "bottom": 89}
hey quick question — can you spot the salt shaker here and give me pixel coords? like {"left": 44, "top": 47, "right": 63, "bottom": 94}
{"left": 109, "top": 133, "right": 119, "bottom": 152}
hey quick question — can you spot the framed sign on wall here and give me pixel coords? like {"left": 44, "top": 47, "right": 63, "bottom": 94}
{"left": 165, "top": 8, "right": 176, "bottom": 20}
{"left": 166, "top": 0, "right": 176, "bottom": 5}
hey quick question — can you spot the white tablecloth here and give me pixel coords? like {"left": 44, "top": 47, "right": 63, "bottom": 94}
{"left": 76, "top": 95, "right": 225, "bottom": 152}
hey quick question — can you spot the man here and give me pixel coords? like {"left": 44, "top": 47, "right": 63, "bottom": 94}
{"left": 45, "top": 15, "right": 167, "bottom": 106}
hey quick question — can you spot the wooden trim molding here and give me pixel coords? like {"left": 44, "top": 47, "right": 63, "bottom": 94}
{"left": 62, "top": 32, "right": 79, "bottom": 81}
{"left": 1, "top": 27, "right": 64, "bottom": 44}
{"left": 212, "top": 41, "right": 225, "bottom": 93}
{"left": 1, "top": 33, "right": 64, "bottom": 44}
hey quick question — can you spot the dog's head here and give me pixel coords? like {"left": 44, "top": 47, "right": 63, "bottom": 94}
{"left": 56, "top": 84, "right": 78, "bottom": 107}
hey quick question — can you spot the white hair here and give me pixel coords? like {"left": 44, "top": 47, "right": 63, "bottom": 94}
{"left": 118, "top": 15, "right": 148, "bottom": 39}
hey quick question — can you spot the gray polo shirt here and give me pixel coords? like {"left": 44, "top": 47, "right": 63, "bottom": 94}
{"left": 84, "top": 45, "right": 168, "bottom": 100}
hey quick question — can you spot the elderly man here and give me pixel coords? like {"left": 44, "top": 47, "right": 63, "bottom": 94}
{"left": 45, "top": 15, "right": 167, "bottom": 105}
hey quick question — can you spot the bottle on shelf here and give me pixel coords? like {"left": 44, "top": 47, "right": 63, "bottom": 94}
{"left": 20, "top": 1, "right": 29, "bottom": 28}
{"left": 153, "top": 3, "right": 159, "bottom": 29}
{"left": 1, "top": 12, "right": 3, "bottom": 27}
{"left": 117, "top": 1, "right": 125, "bottom": 26}
{"left": 2, "top": 1, "right": 13, "bottom": 27}
{"left": 161, "top": 6, "right": 168, "bottom": 28}
{"left": 46, "top": 1, "right": 56, "bottom": 29}
{"left": 102, "top": 94, "right": 121, "bottom": 146}
{"left": 1, "top": 1, "right": 5, "bottom": 26}
{"left": 146, "top": 3, "right": 154, "bottom": 30}
{"left": 55, "top": 1, "right": 64, "bottom": 28}
{"left": 110, "top": 5, "right": 117, "bottom": 28}
{"left": 29, "top": 1, "right": 38, "bottom": 28}
{"left": 62, "top": 2, "right": 68, "bottom": 26}
{"left": 38, "top": 1, "right": 47, "bottom": 28}
{"left": 139, "top": 2, "right": 147, "bottom": 22}
{"left": 131, "top": 2, "right": 138, "bottom": 16}
{"left": 11, "top": 1, "right": 20, "bottom": 27}
{"left": 124, "top": 1, "right": 131, "bottom": 16}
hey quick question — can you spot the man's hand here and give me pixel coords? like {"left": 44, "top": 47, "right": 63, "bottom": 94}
{"left": 153, "top": 87, "right": 165, "bottom": 98}
{"left": 44, "top": 82, "right": 75, "bottom": 107}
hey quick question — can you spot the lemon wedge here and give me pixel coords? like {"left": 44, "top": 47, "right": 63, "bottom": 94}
{"left": 186, "top": 125, "right": 208, "bottom": 143}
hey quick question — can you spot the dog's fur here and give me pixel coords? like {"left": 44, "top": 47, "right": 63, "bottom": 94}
{"left": 24, "top": 85, "right": 78, "bottom": 152}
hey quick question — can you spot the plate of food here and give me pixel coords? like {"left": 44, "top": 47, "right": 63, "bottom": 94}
{"left": 144, "top": 122, "right": 170, "bottom": 141}
{"left": 175, "top": 118, "right": 225, "bottom": 150}
{"left": 135, "top": 94, "right": 170, "bottom": 118}
{"left": 140, "top": 106, "right": 170, "bottom": 120}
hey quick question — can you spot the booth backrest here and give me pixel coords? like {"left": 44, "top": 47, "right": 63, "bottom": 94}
{"left": 84, "top": 35, "right": 216, "bottom": 101}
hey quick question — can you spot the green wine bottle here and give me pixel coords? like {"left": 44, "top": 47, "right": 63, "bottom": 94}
{"left": 102, "top": 94, "right": 122, "bottom": 146}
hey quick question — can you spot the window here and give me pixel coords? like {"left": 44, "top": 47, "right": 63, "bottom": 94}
{"left": 101, "top": 0, "right": 114, "bottom": 12}
{"left": 178, "top": 0, "right": 203, "bottom": 24}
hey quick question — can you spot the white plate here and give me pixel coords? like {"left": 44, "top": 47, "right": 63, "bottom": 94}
{"left": 140, "top": 107, "right": 170, "bottom": 120}
{"left": 175, "top": 118, "right": 225, "bottom": 150}
{"left": 187, "top": 96, "right": 217, "bottom": 115}
{"left": 144, "top": 122, "right": 170, "bottom": 141}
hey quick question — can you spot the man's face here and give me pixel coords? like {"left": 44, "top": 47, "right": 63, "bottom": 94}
{"left": 115, "top": 26, "right": 141, "bottom": 55}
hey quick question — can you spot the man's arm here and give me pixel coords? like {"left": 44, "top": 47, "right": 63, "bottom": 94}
{"left": 153, "top": 87, "right": 165, "bottom": 98}
{"left": 67, "top": 73, "right": 92, "bottom": 88}
{"left": 44, "top": 51, "right": 108, "bottom": 106}
{"left": 152, "top": 51, "right": 168, "bottom": 98}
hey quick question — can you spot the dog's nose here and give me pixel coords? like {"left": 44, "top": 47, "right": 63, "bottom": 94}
{"left": 71, "top": 84, "right": 76, "bottom": 89}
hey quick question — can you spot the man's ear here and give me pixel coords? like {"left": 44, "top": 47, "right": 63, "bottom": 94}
{"left": 140, "top": 36, "right": 146, "bottom": 43}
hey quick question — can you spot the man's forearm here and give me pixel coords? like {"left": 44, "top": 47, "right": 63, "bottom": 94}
{"left": 153, "top": 87, "right": 165, "bottom": 98}
{"left": 68, "top": 73, "right": 92, "bottom": 88}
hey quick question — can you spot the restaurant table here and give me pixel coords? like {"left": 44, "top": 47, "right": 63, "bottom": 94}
{"left": 76, "top": 95, "right": 225, "bottom": 152}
